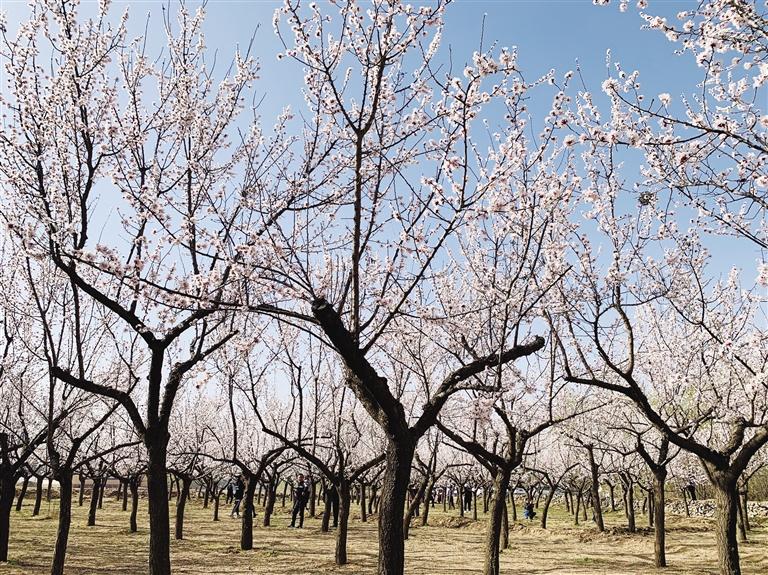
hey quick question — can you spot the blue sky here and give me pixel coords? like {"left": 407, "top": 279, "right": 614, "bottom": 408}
{"left": 0, "top": 0, "right": 760, "bottom": 277}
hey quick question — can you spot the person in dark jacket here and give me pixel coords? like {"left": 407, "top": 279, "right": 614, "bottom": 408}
{"left": 290, "top": 474, "right": 310, "bottom": 528}
{"left": 230, "top": 476, "right": 245, "bottom": 518}
{"left": 463, "top": 485, "right": 473, "bottom": 512}
{"left": 225, "top": 480, "right": 234, "bottom": 504}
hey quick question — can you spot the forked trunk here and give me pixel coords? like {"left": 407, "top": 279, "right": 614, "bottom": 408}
{"left": 377, "top": 438, "right": 414, "bottom": 575}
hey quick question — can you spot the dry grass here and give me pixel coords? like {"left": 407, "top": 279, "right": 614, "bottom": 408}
{"left": 1, "top": 495, "right": 767, "bottom": 574}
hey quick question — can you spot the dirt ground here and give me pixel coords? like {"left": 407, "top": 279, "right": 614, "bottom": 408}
{"left": 1, "top": 495, "right": 767, "bottom": 574}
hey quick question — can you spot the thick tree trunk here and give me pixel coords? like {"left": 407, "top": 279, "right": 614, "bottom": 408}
{"left": 712, "top": 474, "right": 741, "bottom": 575}
{"left": 241, "top": 475, "right": 257, "bottom": 550}
{"left": 146, "top": 435, "right": 171, "bottom": 575}
{"left": 377, "top": 439, "right": 414, "bottom": 575}
{"left": 129, "top": 478, "right": 140, "bottom": 533}
{"left": 736, "top": 495, "right": 747, "bottom": 543}
{"left": 626, "top": 482, "right": 636, "bottom": 533}
{"left": 652, "top": 470, "right": 667, "bottom": 568}
{"left": 740, "top": 486, "right": 750, "bottom": 531}
{"left": 15, "top": 476, "right": 29, "bottom": 512}
{"left": 174, "top": 476, "right": 191, "bottom": 540}
{"left": 335, "top": 481, "right": 351, "bottom": 565}
{"left": 483, "top": 470, "right": 511, "bottom": 575}
{"left": 50, "top": 472, "right": 73, "bottom": 575}
{"left": 203, "top": 484, "right": 209, "bottom": 509}
{"left": 0, "top": 471, "right": 14, "bottom": 562}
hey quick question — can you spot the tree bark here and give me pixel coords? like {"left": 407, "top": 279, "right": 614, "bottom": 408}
{"left": 15, "top": 476, "right": 29, "bottom": 512}
{"left": 50, "top": 472, "right": 73, "bottom": 575}
{"left": 360, "top": 482, "right": 367, "bottom": 522}
{"left": 712, "top": 474, "right": 741, "bottom": 575}
{"left": 146, "top": 435, "right": 171, "bottom": 575}
{"left": 540, "top": 485, "right": 556, "bottom": 529}
{"left": 482, "top": 469, "right": 511, "bottom": 575}
{"left": 129, "top": 478, "right": 140, "bottom": 533}
{"left": 32, "top": 476, "right": 43, "bottom": 516}
{"left": 335, "top": 481, "right": 351, "bottom": 565}
{"left": 241, "top": 474, "right": 257, "bottom": 550}
{"left": 0, "top": 471, "right": 14, "bottom": 562}
{"left": 87, "top": 477, "right": 99, "bottom": 526}
{"left": 174, "top": 476, "right": 191, "bottom": 540}
{"left": 78, "top": 475, "right": 86, "bottom": 507}
{"left": 652, "top": 469, "right": 667, "bottom": 568}
{"left": 588, "top": 447, "right": 604, "bottom": 531}
{"left": 377, "top": 439, "right": 414, "bottom": 575}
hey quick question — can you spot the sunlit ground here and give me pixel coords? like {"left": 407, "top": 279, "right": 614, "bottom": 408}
{"left": 2, "top": 495, "right": 767, "bottom": 574}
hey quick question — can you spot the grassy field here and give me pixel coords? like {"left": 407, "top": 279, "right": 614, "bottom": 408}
{"left": 1, "top": 494, "right": 767, "bottom": 574}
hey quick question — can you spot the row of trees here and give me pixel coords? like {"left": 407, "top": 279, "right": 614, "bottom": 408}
{"left": 0, "top": 1, "right": 765, "bottom": 575}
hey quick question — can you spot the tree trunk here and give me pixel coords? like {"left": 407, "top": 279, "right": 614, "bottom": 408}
{"left": 421, "top": 478, "right": 435, "bottom": 527}
{"left": 321, "top": 484, "right": 332, "bottom": 532}
{"left": 574, "top": 491, "right": 581, "bottom": 526}
{"left": 652, "top": 469, "right": 667, "bottom": 568}
{"left": 203, "top": 484, "right": 209, "bottom": 509}
{"left": 213, "top": 492, "right": 221, "bottom": 522}
{"left": 740, "top": 486, "right": 750, "bottom": 531}
{"left": 335, "top": 481, "right": 351, "bottom": 565}
{"left": 122, "top": 480, "right": 129, "bottom": 511}
{"left": 0, "top": 471, "right": 14, "bottom": 562}
{"left": 501, "top": 502, "right": 509, "bottom": 550}
{"left": 360, "top": 482, "right": 367, "bottom": 522}
{"left": 87, "top": 477, "right": 99, "bottom": 526}
{"left": 241, "top": 474, "right": 257, "bottom": 550}
{"left": 736, "top": 492, "right": 747, "bottom": 543}
{"left": 50, "top": 472, "right": 73, "bottom": 575}
{"left": 15, "top": 476, "right": 29, "bottom": 512}
{"left": 32, "top": 476, "right": 43, "bottom": 516}
{"left": 309, "top": 479, "right": 316, "bottom": 518}
{"left": 712, "top": 474, "right": 741, "bottom": 575}
{"left": 146, "top": 435, "right": 171, "bottom": 575}
{"left": 483, "top": 469, "right": 511, "bottom": 575}
{"left": 77, "top": 475, "right": 86, "bottom": 507}
{"left": 97, "top": 476, "right": 105, "bottom": 509}
{"left": 540, "top": 485, "right": 555, "bottom": 529}
{"left": 174, "top": 476, "right": 191, "bottom": 540}
{"left": 263, "top": 476, "right": 277, "bottom": 527}
{"left": 588, "top": 447, "right": 604, "bottom": 531}
{"left": 377, "top": 438, "right": 414, "bottom": 575}
{"left": 129, "top": 478, "right": 139, "bottom": 533}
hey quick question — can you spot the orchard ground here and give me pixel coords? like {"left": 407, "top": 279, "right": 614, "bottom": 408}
{"left": 1, "top": 496, "right": 767, "bottom": 575}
